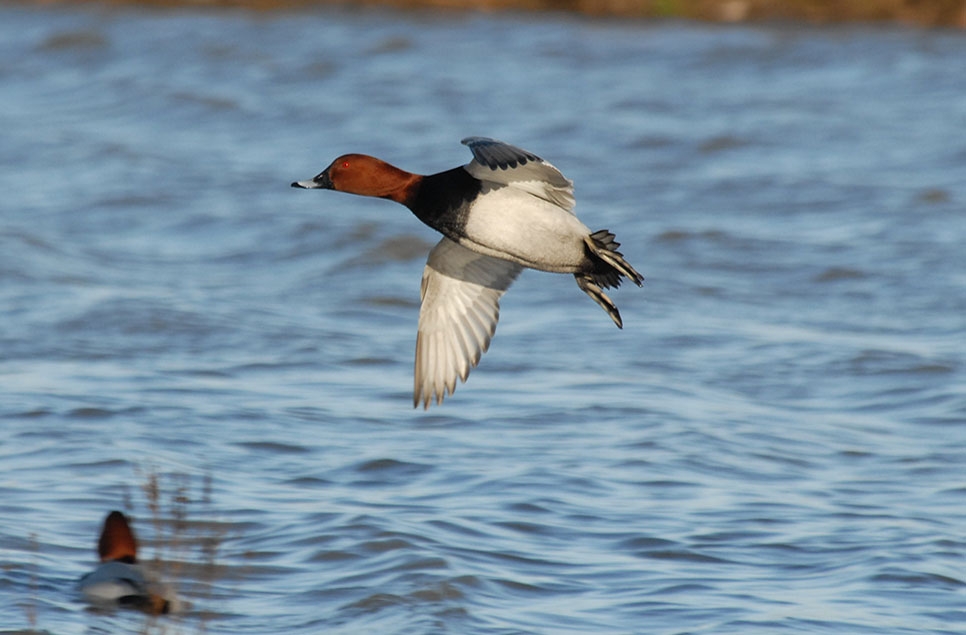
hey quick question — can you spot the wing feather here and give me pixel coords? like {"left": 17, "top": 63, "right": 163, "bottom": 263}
{"left": 461, "top": 137, "right": 576, "bottom": 212}
{"left": 415, "top": 237, "right": 522, "bottom": 408}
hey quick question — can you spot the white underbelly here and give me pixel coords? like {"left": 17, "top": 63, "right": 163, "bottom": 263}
{"left": 459, "top": 187, "right": 591, "bottom": 272}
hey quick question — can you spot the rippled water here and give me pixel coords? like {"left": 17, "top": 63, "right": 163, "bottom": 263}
{"left": 1, "top": 3, "right": 965, "bottom": 633}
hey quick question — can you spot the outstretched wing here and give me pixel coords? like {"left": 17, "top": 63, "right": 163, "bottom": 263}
{"left": 414, "top": 237, "right": 523, "bottom": 408}
{"left": 461, "top": 137, "right": 575, "bottom": 212}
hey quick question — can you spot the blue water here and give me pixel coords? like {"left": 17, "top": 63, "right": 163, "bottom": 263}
{"left": 1, "top": 3, "right": 965, "bottom": 633}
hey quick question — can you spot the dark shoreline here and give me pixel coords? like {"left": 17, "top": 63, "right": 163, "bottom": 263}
{"left": 21, "top": 0, "right": 966, "bottom": 27}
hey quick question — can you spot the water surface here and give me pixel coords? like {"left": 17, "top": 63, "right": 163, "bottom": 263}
{"left": 1, "top": 4, "right": 965, "bottom": 633}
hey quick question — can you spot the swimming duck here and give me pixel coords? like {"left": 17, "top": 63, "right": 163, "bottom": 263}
{"left": 77, "top": 511, "right": 172, "bottom": 614}
{"left": 293, "top": 137, "right": 643, "bottom": 408}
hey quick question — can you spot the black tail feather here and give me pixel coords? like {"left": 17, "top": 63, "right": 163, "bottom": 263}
{"left": 575, "top": 230, "right": 643, "bottom": 326}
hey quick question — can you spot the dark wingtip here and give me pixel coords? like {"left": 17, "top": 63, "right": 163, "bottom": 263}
{"left": 462, "top": 136, "right": 541, "bottom": 171}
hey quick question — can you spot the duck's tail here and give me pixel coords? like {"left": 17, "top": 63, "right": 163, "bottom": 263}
{"left": 574, "top": 230, "right": 644, "bottom": 329}
{"left": 120, "top": 593, "right": 171, "bottom": 615}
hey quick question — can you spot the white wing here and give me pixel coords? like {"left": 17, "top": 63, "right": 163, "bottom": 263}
{"left": 461, "top": 137, "right": 576, "bottom": 213}
{"left": 415, "top": 237, "right": 523, "bottom": 408}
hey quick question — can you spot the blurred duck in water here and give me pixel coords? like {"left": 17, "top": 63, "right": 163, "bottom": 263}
{"left": 78, "top": 510, "right": 175, "bottom": 614}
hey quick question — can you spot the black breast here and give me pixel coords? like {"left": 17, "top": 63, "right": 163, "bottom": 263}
{"left": 405, "top": 167, "right": 482, "bottom": 238}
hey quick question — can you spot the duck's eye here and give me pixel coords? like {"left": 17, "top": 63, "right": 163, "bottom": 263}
{"left": 341, "top": 160, "right": 351, "bottom": 169}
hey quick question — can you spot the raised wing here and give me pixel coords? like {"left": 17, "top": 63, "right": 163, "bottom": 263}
{"left": 414, "top": 237, "right": 523, "bottom": 408}
{"left": 461, "top": 137, "right": 575, "bottom": 212}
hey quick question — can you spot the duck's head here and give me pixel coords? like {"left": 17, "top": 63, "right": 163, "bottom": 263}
{"left": 292, "top": 154, "right": 417, "bottom": 203}
{"left": 98, "top": 510, "right": 138, "bottom": 564}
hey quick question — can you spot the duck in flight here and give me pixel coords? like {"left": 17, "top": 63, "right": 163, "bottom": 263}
{"left": 292, "top": 137, "right": 643, "bottom": 408}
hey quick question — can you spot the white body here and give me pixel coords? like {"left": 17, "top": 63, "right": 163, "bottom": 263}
{"left": 78, "top": 560, "right": 148, "bottom": 603}
{"left": 78, "top": 560, "right": 179, "bottom": 612}
{"left": 458, "top": 182, "right": 592, "bottom": 272}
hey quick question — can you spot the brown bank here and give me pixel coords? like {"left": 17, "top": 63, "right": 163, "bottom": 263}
{"left": 23, "top": 0, "right": 966, "bottom": 27}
